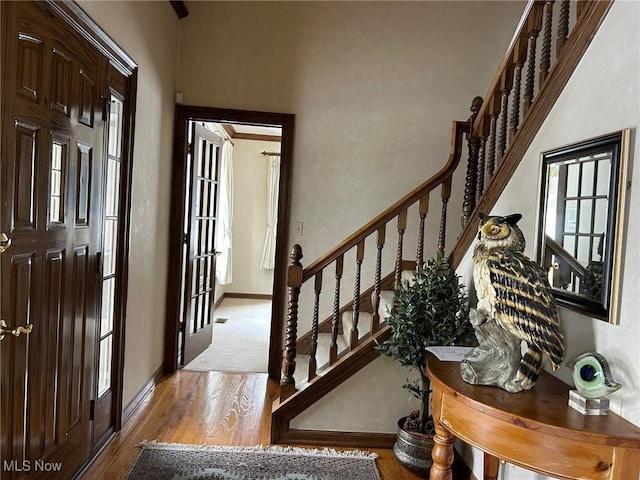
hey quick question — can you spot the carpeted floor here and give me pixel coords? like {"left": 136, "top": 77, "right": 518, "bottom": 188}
{"left": 183, "top": 298, "right": 271, "bottom": 373}
{"left": 128, "top": 443, "right": 382, "bottom": 480}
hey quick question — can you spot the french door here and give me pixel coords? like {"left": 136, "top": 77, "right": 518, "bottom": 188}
{"left": 180, "top": 123, "right": 223, "bottom": 365}
{"left": 0, "top": 2, "right": 135, "bottom": 477}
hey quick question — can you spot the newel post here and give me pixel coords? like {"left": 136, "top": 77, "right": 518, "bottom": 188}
{"left": 280, "top": 244, "right": 303, "bottom": 401}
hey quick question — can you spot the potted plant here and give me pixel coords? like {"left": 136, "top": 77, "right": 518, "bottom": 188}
{"left": 376, "top": 254, "right": 474, "bottom": 477}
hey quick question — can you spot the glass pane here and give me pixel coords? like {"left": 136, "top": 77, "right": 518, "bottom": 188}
{"left": 198, "top": 257, "right": 206, "bottom": 292}
{"left": 577, "top": 236, "right": 590, "bottom": 265}
{"left": 192, "top": 261, "right": 199, "bottom": 295}
{"left": 196, "top": 295, "right": 204, "bottom": 330}
{"left": 189, "top": 297, "right": 197, "bottom": 334}
{"left": 208, "top": 219, "right": 215, "bottom": 252}
{"left": 592, "top": 233, "right": 606, "bottom": 262}
{"left": 204, "top": 143, "right": 211, "bottom": 180}
{"left": 203, "top": 290, "right": 210, "bottom": 327}
{"left": 104, "top": 219, "right": 118, "bottom": 276}
{"left": 197, "top": 139, "right": 205, "bottom": 177}
{"left": 579, "top": 199, "right": 593, "bottom": 234}
{"left": 50, "top": 142, "right": 65, "bottom": 223}
{"left": 563, "top": 235, "right": 576, "bottom": 256}
{"left": 564, "top": 200, "right": 577, "bottom": 233}
{"left": 596, "top": 158, "right": 611, "bottom": 196}
{"left": 108, "top": 97, "right": 123, "bottom": 157}
{"left": 98, "top": 335, "right": 113, "bottom": 397}
{"left": 51, "top": 170, "right": 61, "bottom": 196}
{"left": 545, "top": 167, "right": 559, "bottom": 237}
{"left": 200, "top": 220, "right": 207, "bottom": 255}
{"left": 594, "top": 199, "right": 608, "bottom": 234}
{"left": 101, "top": 277, "right": 115, "bottom": 336}
{"left": 106, "top": 158, "right": 121, "bottom": 217}
{"left": 580, "top": 161, "right": 595, "bottom": 196}
{"left": 202, "top": 180, "right": 210, "bottom": 217}
{"left": 566, "top": 163, "right": 579, "bottom": 197}
{"left": 195, "top": 179, "right": 202, "bottom": 217}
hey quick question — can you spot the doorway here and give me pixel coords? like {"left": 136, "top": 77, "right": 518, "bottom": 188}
{"left": 164, "top": 106, "right": 294, "bottom": 380}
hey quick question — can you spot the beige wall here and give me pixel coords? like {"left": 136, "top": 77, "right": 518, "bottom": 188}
{"left": 76, "top": 0, "right": 545, "bottom": 438}
{"left": 177, "top": 1, "right": 527, "bottom": 264}
{"left": 224, "top": 139, "right": 278, "bottom": 297}
{"left": 77, "top": 1, "right": 179, "bottom": 407}
{"left": 457, "top": 2, "right": 640, "bottom": 477}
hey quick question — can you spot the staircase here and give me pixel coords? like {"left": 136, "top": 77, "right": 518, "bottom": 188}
{"left": 272, "top": 0, "right": 614, "bottom": 447}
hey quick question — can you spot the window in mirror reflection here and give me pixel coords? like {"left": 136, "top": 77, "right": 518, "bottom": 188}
{"left": 544, "top": 152, "right": 610, "bottom": 299}
{"left": 537, "top": 130, "right": 630, "bottom": 323}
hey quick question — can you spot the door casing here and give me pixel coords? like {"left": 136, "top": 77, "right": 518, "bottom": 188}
{"left": 165, "top": 106, "right": 295, "bottom": 380}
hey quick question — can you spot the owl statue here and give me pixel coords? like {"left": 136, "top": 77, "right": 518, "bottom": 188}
{"left": 473, "top": 213, "right": 564, "bottom": 390}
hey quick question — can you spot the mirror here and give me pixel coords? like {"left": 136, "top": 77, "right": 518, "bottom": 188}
{"left": 536, "top": 129, "right": 630, "bottom": 324}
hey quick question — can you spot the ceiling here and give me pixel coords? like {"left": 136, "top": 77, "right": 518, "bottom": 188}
{"left": 230, "top": 124, "right": 282, "bottom": 137}
{"left": 223, "top": 123, "right": 282, "bottom": 142}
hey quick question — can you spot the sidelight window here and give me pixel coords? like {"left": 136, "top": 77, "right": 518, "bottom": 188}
{"left": 97, "top": 95, "right": 123, "bottom": 397}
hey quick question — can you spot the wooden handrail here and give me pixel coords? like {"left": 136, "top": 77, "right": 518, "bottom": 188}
{"left": 544, "top": 235, "right": 587, "bottom": 279}
{"left": 451, "top": 0, "right": 614, "bottom": 268}
{"left": 302, "top": 119, "right": 470, "bottom": 283}
{"left": 277, "top": 0, "right": 614, "bottom": 411}
{"left": 279, "top": 118, "right": 470, "bottom": 401}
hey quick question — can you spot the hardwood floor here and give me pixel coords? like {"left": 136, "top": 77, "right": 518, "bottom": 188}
{"left": 82, "top": 370, "right": 425, "bottom": 479}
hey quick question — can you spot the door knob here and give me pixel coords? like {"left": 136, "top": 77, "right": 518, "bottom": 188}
{"left": 0, "top": 233, "right": 11, "bottom": 253}
{"left": 0, "top": 320, "right": 33, "bottom": 341}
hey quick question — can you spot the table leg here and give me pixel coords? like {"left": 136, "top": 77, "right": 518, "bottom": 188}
{"left": 430, "top": 415, "right": 455, "bottom": 479}
{"left": 484, "top": 453, "right": 500, "bottom": 480}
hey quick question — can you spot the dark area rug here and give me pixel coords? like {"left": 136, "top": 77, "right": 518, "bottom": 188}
{"left": 127, "top": 442, "right": 382, "bottom": 480}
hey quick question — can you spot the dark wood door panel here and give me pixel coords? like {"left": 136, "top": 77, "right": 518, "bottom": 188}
{"left": 1, "top": 2, "right": 105, "bottom": 478}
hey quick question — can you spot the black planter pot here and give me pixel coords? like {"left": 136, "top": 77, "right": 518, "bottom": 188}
{"left": 392, "top": 416, "right": 434, "bottom": 478}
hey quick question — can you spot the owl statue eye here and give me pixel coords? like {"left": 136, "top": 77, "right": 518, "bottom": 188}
{"left": 566, "top": 352, "right": 621, "bottom": 399}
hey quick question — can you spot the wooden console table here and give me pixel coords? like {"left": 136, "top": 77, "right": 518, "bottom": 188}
{"left": 427, "top": 357, "right": 640, "bottom": 480}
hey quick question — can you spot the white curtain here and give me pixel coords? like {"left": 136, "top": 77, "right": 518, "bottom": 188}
{"left": 215, "top": 140, "right": 234, "bottom": 284}
{"left": 260, "top": 155, "right": 280, "bottom": 270}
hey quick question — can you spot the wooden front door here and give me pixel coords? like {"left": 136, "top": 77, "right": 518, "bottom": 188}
{"left": 0, "top": 2, "right": 134, "bottom": 478}
{"left": 181, "top": 123, "right": 223, "bottom": 366}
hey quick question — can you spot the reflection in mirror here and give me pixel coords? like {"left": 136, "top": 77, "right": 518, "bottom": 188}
{"left": 537, "top": 130, "right": 630, "bottom": 323}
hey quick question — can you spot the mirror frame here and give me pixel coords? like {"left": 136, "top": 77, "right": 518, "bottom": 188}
{"left": 536, "top": 129, "right": 631, "bottom": 324}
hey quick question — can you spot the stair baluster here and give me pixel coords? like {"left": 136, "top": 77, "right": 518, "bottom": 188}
{"left": 416, "top": 195, "right": 429, "bottom": 268}
{"left": 280, "top": 244, "right": 303, "bottom": 401}
{"left": 329, "top": 255, "right": 344, "bottom": 365}
{"left": 370, "top": 225, "right": 386, "bottom": 334}
{"left": 350, "top": 240, "right": 365, "bottom": 350}
{"left": 476, "top": 126, "right": 488, "bottom": 203}
{"left": 462, "top": 97, "right": 483, "bottom": 226}
{"left": 539, "top": 0, "right": 555, "bottom": 86}
{"left": 438, "top": 177, "right": 452, "bottom": 256}
{"left": 497, "top": 69, "right": 513, "bottom": 163}
{"left": 556, "top": 0, "right": 570, "bottom": 56}
{"left": 451, "top": 0, "right": 612, "bottom": 269}
{"left": 486, "top": 99, "right": 499, "bottom": 178}
{"left": 308, "top": 270, "right": 322, "bottom": 380}
{"left": 523, "top": 3, "right": 544, "bottom": 116}
{"left": 509, "top": 38, "right": 527, "bottom": 141}
{"left": 394, "top": 209, "right": 408, "bottom": 287}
